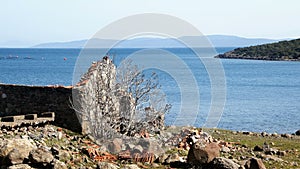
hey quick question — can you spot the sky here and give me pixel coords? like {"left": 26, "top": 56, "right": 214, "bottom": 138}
{"left": 0, "top": 0, "right": 300, "bottom": 47}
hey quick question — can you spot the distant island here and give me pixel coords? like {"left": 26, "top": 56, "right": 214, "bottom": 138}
{"left": 216, "top": 38, "right": 300, "bottom": 61}
{"left": 32, "top": 35, "right": 281, "bottom": 48}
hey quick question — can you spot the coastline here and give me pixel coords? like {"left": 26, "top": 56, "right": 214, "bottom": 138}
{"left": 0, "top": 83, "right": 299, "bottom": 135}
{"left": 0, "top": 124, "right": 299, "bottom": 168}
{"left": 215, "top": 52, "right": 300, "bottom": 61}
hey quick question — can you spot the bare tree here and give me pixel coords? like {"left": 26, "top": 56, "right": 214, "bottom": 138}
{"left": 116, "top": 59, "right": 171, "bottom": 135}
{"left": 73, "top": 57, "right": 171, "bottom": 141}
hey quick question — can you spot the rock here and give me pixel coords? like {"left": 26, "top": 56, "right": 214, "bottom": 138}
{"left": 263, "top": 155, "right": 284, "bottom": 162}
{"left": 220, "top": 146, "right": 231, "bottom": 153}
{"left": 281, "top": 133, "right": 292, "bottom": 138}
{"left": 295, "top": 130, "right": 300, "bottom": 136}
{"left": 124, "top": 164, "right": 141, "bottom": 169}
{"left": 125, "top": 143, "right": 135, "bottom": 150}
{"left": 242, "top": 131, "right": 252, "bottom": 135}
{"left": 253, "top": 145, "right": 263, "bottom": 151}
{"left": 261, "top": 132, "right": 268, "bottom": 137}
{"left": 207, "top": 157, "right": 239, "bottom": 169}
{"left": 244, "top": 157, "right": 266, "bottom": 169}
{"left": 57, "top": 131, "right": 63, "bottom": 140}
{"left": 97, "top": 162, "right": 119, "bottom": 169}
{"left": 165, "top": 153, "right": 180, "bottom": 164}
{"left": 151, "top": 163, "right": 160, "bottom": 168}
{"left": 7, "top": 149, "right": 26, "bottom": 165}
{"left": 291, "top": 161, "right": 298, "bottom": 166}
{"left": 271, "top": 133, "right": 278, "bottom": 137}
{"left": 51, "top": 146, "right": 60, "bottom": 156}
{"left": 99, "top": 145, "right": 108, "bottom": 154}
{"left": 276, "top": 150, "right": 286, "bottom": 156}
{"left": 0, "top": 138, "right": 36, "bottom": 165}
{"left": 108, "top": 138, "right": 123, "bottom": 154}
{"left": 158, "top": 153, "right": 169, "bottom": 163}
{"left": 8, "top": 164, "right": 33, "bottom": 169}
{"left": 264, "top": 148, "right": 278, "bottom": 155}
{"left": 133, "top": 145, "right": 143, "bottom": 154}
{"left": 58, "top": 150, "right": 71, "bottom": 162}
{"left": 29, "top": 148, "right": 54, "bottom": 165}
{"left": 187, "top": 142, "right": 220, "bottom": 165}
{"left": 139, "top": 139, "right": 164, "bottom": 157}
{"left": 53, "top": 159, "right": 68, "bottom": 169}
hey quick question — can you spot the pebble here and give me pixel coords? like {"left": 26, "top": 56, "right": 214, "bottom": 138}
{"left": 57, "top": 131, "right": 63, "bottom": 140}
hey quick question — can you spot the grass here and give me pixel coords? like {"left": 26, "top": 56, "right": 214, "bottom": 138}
{"left": 211, "top": 129, "right": 300, "bottom": 168}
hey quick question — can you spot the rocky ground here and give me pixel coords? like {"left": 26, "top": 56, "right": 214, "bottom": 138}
{"left": 0, "top": 123, "right": 299, "bottom": 169}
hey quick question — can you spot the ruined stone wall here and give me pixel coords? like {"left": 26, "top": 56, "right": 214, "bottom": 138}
{"left": 0, "top": 58, "right": 131, "bottom": 134}
{"left": 0, "top": 84, "right": 81, "bottom": 132}
{"left": 73, "top": 57, "right": 136, "bottom": 138}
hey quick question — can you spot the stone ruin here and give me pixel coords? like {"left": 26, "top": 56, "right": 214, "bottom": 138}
{"left": 72, "top": 56, "right": 164, "bottom": 142}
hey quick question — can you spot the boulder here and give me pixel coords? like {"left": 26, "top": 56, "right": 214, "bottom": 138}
{"left": 53, "top": 159, "right": 68, "bottom": 169}
{"left": 108, "top": 138, "right": 123, "bottom": 154}
{"left": 207, "top": 157, "right": 239, "bottom": 169}
{"left": 8, "top": 164, "right": 33, "bottom": 169}
{"left": 58, "top": 150, "right": 71, "bottom": 162}
{"left": 253, "top": 145, "right": 263, "bottom": 151}
{"left": 244, "top": 157, "right": 266, "bottom": 169}
{"left": 0, "top": 138, "right": 36, "bottom": 165}
{"left": 29, "top": 148, "right": 54, "bottom": 165}
{"left": 295, "top": 130, "right": 300, "bottom": 136}
{"left": 276, "top": 150, "right": 286, "bottom": 156}
{"left": 281, "top": 133, "right": 292, "bottom": 138}
{"left": 7, "top": 149, "right": 26, "bottom": 165}
{"left": 187, "top": 142, "right": 220, "bottom": 165}
{"left": 133, "top": 145, "right": 143, "bottom": 154}
{"left": 138, "top": 138, "right": 164, "bottom": 157}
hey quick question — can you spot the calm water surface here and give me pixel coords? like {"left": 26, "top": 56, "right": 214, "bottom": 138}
{"left": 0, "top": 48, "right": 299, "bottom": 133}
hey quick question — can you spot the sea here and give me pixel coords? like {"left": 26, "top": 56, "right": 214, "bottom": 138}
{"left": 0, "top": 48, "right": 299, "bottom": 134}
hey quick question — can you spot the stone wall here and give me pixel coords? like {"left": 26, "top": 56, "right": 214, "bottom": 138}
{"left": 0, "top": 57, "right": 163, "bottom": 135}
{"left": 0, "top": 57, "right": 131, "bottom": 134}
{"left": 0, "top": 84, "right": 81, "bottom": 132}
{"left": 73, "top": 57, "right": 135, "bottom": 139}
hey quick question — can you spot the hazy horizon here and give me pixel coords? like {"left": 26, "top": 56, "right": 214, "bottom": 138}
{"left": 1, "top": 0, "right": 300, "bottom": 47}
{"left": 0, "top": 34, "right": 288, "bottom": 49}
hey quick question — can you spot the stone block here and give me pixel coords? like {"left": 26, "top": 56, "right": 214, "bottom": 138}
{"left": 1, "top": 116, "right": 14, "bottom": 122}
{"left": 25, "top": 114, "right": 37, "bottom": 120}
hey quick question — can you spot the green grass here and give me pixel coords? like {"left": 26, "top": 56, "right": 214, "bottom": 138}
{"left": 211, "top": 129, "right": 300, "bottom": 168}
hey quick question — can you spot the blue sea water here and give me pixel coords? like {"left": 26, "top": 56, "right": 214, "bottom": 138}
{"left": 0, "top": 48, "right": 299, "bottom": 133}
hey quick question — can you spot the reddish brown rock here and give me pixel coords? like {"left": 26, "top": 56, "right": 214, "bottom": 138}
{"left": 187, "top": 142, "right": 220, "bottom": 165}
{"left": 244, "top": 157, "right": 266, "bottom": 169}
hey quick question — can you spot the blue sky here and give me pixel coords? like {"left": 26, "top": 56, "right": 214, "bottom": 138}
{"left": 1, "top": 0, "right": 300, "bottom": 47}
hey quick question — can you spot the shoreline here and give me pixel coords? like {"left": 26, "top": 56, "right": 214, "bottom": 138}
{"left": 0, "top": 124, "right": 299, "bottom": 168}
{"left": 0, "top": 83, "right": 299, "bottom": 135}
{"left": 0, "top": 83, "right": 300, "bottom": 134}
{"left": 216, "top": 56, "right": 300, "bottom": 62}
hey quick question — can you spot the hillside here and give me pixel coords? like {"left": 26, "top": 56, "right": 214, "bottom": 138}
{"left": 32, "top": 35, "right": 280, "bottom": 48}
{"left": 216, "top": 38, "right": 300, "bottom": 61}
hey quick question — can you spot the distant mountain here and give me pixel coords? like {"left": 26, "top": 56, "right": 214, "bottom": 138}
{"left": 206, "top": 35, "right": 279, "bottom": 47}
{"left": 32, "top": 35, "right": 282, "bottom": 48}
{"left": 216, "top": 38, "right": 300, "bottom": 61}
